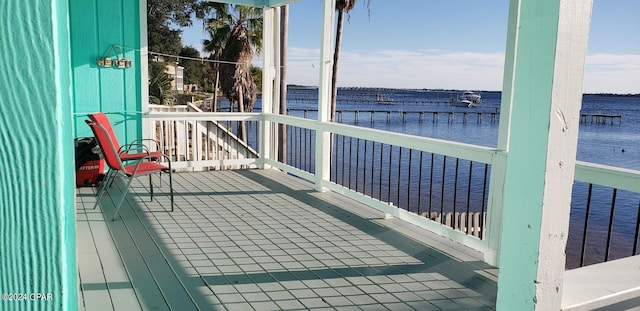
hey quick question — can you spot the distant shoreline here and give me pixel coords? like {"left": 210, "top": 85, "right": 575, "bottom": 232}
{"left": 286, "top": 84, "right": 640, "bottom": 97}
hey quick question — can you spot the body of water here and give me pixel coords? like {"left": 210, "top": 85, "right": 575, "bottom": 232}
{"left": 284, "top": 87, "right": 640, "bottom": 170}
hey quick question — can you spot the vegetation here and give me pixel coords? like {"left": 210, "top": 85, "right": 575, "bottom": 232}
{"left": 147, "top": 0, "right": 202, "bottom": 56}
{"left": 203, "top": 3, "right": 263, "bottom": 113}
{"left": 147, "top": 0, "right": 202, "bottom": 104}
{"left": 146, "top": 0, "right": 376, "bottom": 115}
{"left": 147, "top": 0, "right": 264, "bottom": 109}
{"left": 179, "top": 45, "right": 207, "bottom": 90}
{"left": 148, "top": 61, "right": 176, "bottom": 105}
{"left": 202, "top": 4, "right": 263, "bottom": 141}
{"left": 250, "top": 65, "right": 263, "bottom": 92}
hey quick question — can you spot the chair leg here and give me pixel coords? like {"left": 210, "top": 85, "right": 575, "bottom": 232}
{"left": 107, "top": 169, "right": 119, "bottom": 188}
{"left": 92, "top": 171, "right": 115, "bottom": 210}
{"left": 92, "top": 180, "right": 109, "bottom": 210}
{"left": 94, "top": 169, "right": 118, "bottom": 205}
{"left": 95, "top": 169, "right": 108, "bottom": 194}
{"left": 168, "top": 169, "right": 174, "bottom": 212}
{"left": 111, "top": 176, "right": 136, "bottom": 221}
{"left": 93, "top": 169, "right": 113, "bottom": 201}
{"left": 149, "top": 174, "right": 154, "bottom": 201}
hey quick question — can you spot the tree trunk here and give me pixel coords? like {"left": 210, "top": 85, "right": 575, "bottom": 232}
{"left": 238, "top": 84, "right": 247, "bottom": 143}
{"left": 213, "top": 70, "right": 220, "bottom": 112}
{"left": 330, "top": 9, "right": 346, "bottom": 122}
{"left": 278, "top": 4, "right": 289, "bottom": 163}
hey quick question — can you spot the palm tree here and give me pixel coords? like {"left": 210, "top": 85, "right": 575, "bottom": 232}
{"left": 204, "top": 3, "right": 263, "bottom": 111}
{"left": 219, "top": 24, "right": 258, "bottom": 113}
{"left": 330, "top": 0, "right": 370, "bottom": 122}
{"left": 149, "top": 61, "right": 175, "bottom": 105}
{"left": 203, "top": 4, "right": 263, "bottom": 141}
{"left": 203, "top": 3, "right": 232, "bottom": 111}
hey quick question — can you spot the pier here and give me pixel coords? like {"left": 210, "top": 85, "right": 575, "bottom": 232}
{"left": 287, "top": 97, "right": 456, "bottom": 106}
{"left": 287, "top": 108, "right": 500, "bottom": 124}
{"left": 580, "top": 113, "right": 622, "bottom": 125}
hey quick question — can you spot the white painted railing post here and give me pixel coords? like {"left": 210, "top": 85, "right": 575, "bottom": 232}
{"left": 484, "top": 0, "right": 524, "bottom": 267}
{"left": 314, "top": 0, "right": 335, "bottom": 192}
{"left": 140, "top": 0, "right": 150, "bottom": 143}
{"left": 484, "top": 151, "right": 507, "bottom": 266}
{"left": 496, "top": 0, "right": 593, "bottom": 310}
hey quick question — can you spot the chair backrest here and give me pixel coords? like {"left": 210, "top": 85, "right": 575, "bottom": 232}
{"left": 85, "top": 120, "right": 125, "bottom": 171}
{"left": 88, "top": 113, "right": 122, "bottom": 152}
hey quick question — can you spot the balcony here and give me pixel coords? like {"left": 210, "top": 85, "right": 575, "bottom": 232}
{"left": 77, "top": 169, "right": 498, "bottom": 310}
{"left": 78, "top": 110, "right": 640, "bottom": 310}
{"left": 5, "top": 0, "right": 638, "bottom": 309}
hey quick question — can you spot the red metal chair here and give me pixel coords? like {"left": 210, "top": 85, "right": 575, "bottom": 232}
{"left": 86, "top": 118, "right": 174, "bottom": 221}
{"left": 88, "top": 112, "right": 163, "bottom": 161}
{"left": 88, "top": 112, "right": 167, "bottom": 190}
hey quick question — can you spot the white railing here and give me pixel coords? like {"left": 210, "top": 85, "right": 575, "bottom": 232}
{"left": 148, "top": 105, "right": 259, "bottom": 171}
{"left": 148, "top": 104, "right": 190, "bottom": 113}
{"left": 422, "top": 211, "right": 487, "bottom": 239}
{"left": 575, "top": 161, "right": 640, "bottom": 193}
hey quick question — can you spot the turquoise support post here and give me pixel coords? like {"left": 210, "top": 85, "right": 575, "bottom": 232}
{"left": 0, "top": 0, "right": 77, "bottom": 310}
{"left": 496, "top": 0, "right": 593, "bottom": 310}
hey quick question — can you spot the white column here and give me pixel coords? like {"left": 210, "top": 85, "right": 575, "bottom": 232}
{"left": 140, "top": 0, "right": 150, "bottom": 141}
{"left": 260, "top": 6, "right": 278, "bottom": 169}
{"left": 496, "top": 0, "right": 593, "bottom": 310}
{"left": 271, "top": 6, "right": 282, "bottom": 162}
{"left": 314, "top": 0, "right": 335, "bottom": 191}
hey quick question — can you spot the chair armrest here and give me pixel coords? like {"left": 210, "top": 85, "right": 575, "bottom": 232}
{"left": 119, "top": 143, "right": 151, "bottom": 155}
{"left": 129, "top": 138, "right": 160, "bottom": 151}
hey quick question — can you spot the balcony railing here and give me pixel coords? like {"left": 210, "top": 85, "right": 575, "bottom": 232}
{"left": 568, "top": 162, "right": 640, "bottom": 268}
{"left": 148, "top": 104, "right": 260, "bottom": 171}
{"left": 145, "top": 109, "right": 640, "bottom": 269}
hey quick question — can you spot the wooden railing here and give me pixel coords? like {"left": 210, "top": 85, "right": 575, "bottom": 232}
{"left": 148, "top": 104, "right": 259, "bottom": 171}
{"left": 568, "top": 162, "right": 640, "bottom": 268}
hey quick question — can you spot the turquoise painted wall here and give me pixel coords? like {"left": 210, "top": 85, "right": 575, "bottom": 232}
{"left": 69, "top": 0, "right": 142, "bottom": 143}
{"left": 0, "top": 0, "right": 77, "bottom": 310}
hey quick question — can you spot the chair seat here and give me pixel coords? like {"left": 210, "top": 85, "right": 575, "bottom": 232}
{"left": 120, "top": 150, "right": 163, "bottom": 162}
{"left": 124, "top": 161, "right": 170, "bottom": 177}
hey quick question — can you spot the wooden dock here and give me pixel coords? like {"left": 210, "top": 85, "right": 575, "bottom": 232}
{"left": 580, "top": 113, "right": 622, "bottom": 125}
{"left": 287, "top": 109, "right": 623, "bottom": 126}
{"left": 288, "top": 109, "right": 500, "bottom": 124}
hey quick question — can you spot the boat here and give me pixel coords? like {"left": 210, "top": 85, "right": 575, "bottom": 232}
{"left": 373, "top": 93, "right": 394, "bottom": 104}
{"left": 452, "top": 91, "right": 481, "bottom": 108}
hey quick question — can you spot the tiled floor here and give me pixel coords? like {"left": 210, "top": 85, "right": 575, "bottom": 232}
{"left": 76, "top": 169, "right": 497, "bottom": 310}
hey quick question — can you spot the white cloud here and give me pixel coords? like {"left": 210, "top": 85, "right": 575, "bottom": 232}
{"left": 284, "top": 47, "right": 640, "bottom": 94}
{"left": 583, "top": 54, "right": 640, "bottom": 94}
{"left": 285, "top": 47, "right": 504, "bottom": 90}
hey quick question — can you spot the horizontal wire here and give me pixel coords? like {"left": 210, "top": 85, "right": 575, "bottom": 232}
{"left": 113, "top": 44, "right": 319, "bottom": 68}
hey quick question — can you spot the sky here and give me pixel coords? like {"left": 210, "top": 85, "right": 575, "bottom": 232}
{"left": 182, "top": 0, "right": 640, "bottom": 94}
